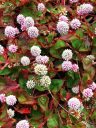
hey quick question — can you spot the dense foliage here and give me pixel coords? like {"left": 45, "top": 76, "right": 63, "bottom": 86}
{"left": 0, "top": 0, "right": 96, "bottom": 128}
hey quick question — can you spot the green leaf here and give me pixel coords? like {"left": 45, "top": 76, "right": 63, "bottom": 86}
{"left": 0, "top": 67, "right": 11, "bottom": 75}
{"left": 71, "top": 39, "right": 82, "bottom": 49}
{"left": 47, "top": 32, "right": 55, "bottom": 43}
{"left": 47, "top": 114, "right": 59, "bottom": 128}
{"left": 19, "top": 73, "right": 27, "bottom": 88}
{"left": 35, "top": 85, "right": 47, "bottom": 91}
{"left": 50, "top": 79, "right": 64, "bottom": 93}
{"left": 50, "top": 46, "right": 61, "bottom": 58}
{"left": 38, "top": 96, "right": 49, "bottom": 111}
{"left": 54, "top": 40, "right": 66, "bottom": 49}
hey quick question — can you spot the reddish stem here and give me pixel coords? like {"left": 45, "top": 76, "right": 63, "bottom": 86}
{"left": 61, "top": 0, "right": 65, "bottom": 6}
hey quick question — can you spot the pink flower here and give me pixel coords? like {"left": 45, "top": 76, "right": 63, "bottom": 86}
{"left": 71, "top": 64, "right": 79, "bottom": 72}
{"left": 57, "top": 21, "right": 69, "bottom": 35}
{"left": 15, "top": 28, "right": 19, "bottom": 34}
{"left": 70, "top": 18, "right": 81, "bottom": 30}
{"left": 8, "top": 44, "right": 18, "bottom": 53}
{"left": 89, "top": 82, "right": 96, "bottom": 91}
{"left": 0, "top": 94, "right": 6, "bottom": 103}
{"left": 59, "top": 15, "right": 69, "bottom": 23}
{"left": 38, "top": 3, "right": 45, "bottom": 12}
{"left": 17, "top": 14, "right": 25, "bottom": 25}
{"left": 27, "top": 26, "right": 39, "bottom": 38}
{"left": 35, "top": 55, "right": 49, "bottom": 64}
{"left": 77, "top": 3, "right": 93, "bottom": 15}
{"left": 16, "top": 120, "right": 29, "bottom": 128}
{"left": 5, "top": 26, "right": 17, "bottom": 38}
{"left": 62, "top": 61, "right": 72, "bottom": 71}
{"left": 68, "top": 97, "right": 81, "bottom": 110}
{"left": 69, "top": 0, "right": 78, "bottom": 3}
{"left": 6, "top": 95, "right": 17, "bottom": 106}
{"left": 82, "top": 88, "right": 93, "bottom": 98}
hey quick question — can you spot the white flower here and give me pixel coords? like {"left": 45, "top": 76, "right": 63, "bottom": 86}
{"left": 16, "top": 120, "right": 29, "bottom": 128}
{"left": 6, "top": 95, "right": 17, "bottom": 106}
{"left": 62, "top": 49, "right": 73, "bottom": 60}
{"left": 0, "top": 45, "right": 4, "bottom": 55}
{"left": 30, "top": 46, "right": 41, "bottom": 57}
{"left": 27, "top": 26, "right": 39, "bottom": 38}
{"left": 34, "top": 64, "right": 48, "bottom": 75}
{"left": 72, "top": 86, "right": 79, "bottom": 94}
{"left": 38, "top": 3, "right": 45, "bottom": 12}
{"left": 25, "top": 17, "right": 34, "bottom": 28}
{"left": 57, "top": 21, "right": 69, "bottom": 35}
{"left": 86, "top": 55, "right": 95, "bottom": 61}
{"left": 68, "top": 97, "right": 81, "bottom": 110}
{"left": 21, "top": 56, "right": 30, "bottom": 66}
{"left": 7, "top": 109, "right": 15, "bottom": 118}
{"left": 26, "top": 80, "right": 35, "bottom": 89}
{"left": 40, "top": 76, "right": 51, "bottom": 87}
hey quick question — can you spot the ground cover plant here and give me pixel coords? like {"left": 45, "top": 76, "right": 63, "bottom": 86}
{"left": 0, "top": 0, "right": 96, "bottom": 127}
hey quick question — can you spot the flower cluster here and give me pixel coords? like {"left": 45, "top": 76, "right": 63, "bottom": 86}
{"left": 72, "top": 86, "right": 79, "bottom": 94}
{"left": 6, "top": 95, "right": 17, "bottom": 106}
{"left": 8, "top": 44, "right": 18, "bottom": 53}
{"left": 38, "top": 3, "right": 45, "bottom": 12}
{"left": 35, "top": 55, "right": 49, "bottom": 64}
{"left": 17, "top": 14, "right": 39, "bottom": 38}
{"left": 89, "top": 82, "right": 96, "bottom": 91}
{"left": 16, "top": 120, "right": 29, "bottom": 128}
{"left": 7, "top": 109, "right": 15, "bottom": 118}
{"left": 68, "top": 97, "right": 81, "bottom": 110}
{"left": 82, "top": 88, "right": 94, "bottom": 100}
{"left": 70, "top": 18, "right": 81, "bottom": 30}
{"left": 57, "top": 21, "right": 69, "bottom": 35}
{"left": 61, "top": 49, "right": 79, "bottom": 72}
{"left": 5, "top": 26, "right": 19, "bottom": 38}
{"left": 0, "top": 94, "right": 6, "bottom": 103}
{"left": 31, "top": 46, "right": 41, "bottom": 57}
{"left": 77, "top": 3, "right": 93, "bottom": 15}
{"left": 26, "top": 80, "right": 36, "bottom": 89}
{"left": 21, "top": 56, "right": 30, "bottom": 66}
{"left": 69, "top": 0, "right": 79, "bottom": 4}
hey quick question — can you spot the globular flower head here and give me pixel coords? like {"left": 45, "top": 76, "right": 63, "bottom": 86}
{"left": 86, "top": 55, "right": 95, "bottom": 62}
{"left": 25, "top": 17, "right": 34, "bottom": 29}
{"left": 16, "top": 120, "right": 29, "bottom": 128}
{"left": 89, "top": 82, "right": 96, "bottom": 91}
{"left": 6, "top": 95, "right": 17, "bottom": 106}
{"left": 31, "top": 46, "right": 41, "bottom": 57}
{"left": 59, "top": 15, "right": 69, "bottom": 23}
{"left": 57, "top": 21, "right": 69, "bottom": 35}
{"left": 62, "top": 49, "right": 73, "bottom": 60}
{"left": 8, "top": 44, "right": 18, "bottom": 53}
{"left": 7, "top": 109, "right": 15, "bottom": 118}
{"left": 82, "top": 88, "right": 93, "bottom": 98}
{"left": 40, "top": 75, "right": 51, "bottom": 87}
{"left": 26, "top": 80, "right": 36, "bottom": 89}
{"left": 72, "top": 86, "right": 79, "bottom": 94}
{"left": 21, "top": 56, "right": 30, "bottom": 66}
{"left": 34, "top": 64, "right": 48, "bottom": 75}
{"left": 77, "top": 3, "right": 93, "bottom": 15}
{"left": 5, "top": 26, "right": 16, "bottom": 38}
{"left": 0, "top": 93, "right": 6, "bottom": 103}
{"left": 38, "top": 3, "right": 45, "bottom": 12}
{"left": 17, "top": 14, "right": 25, "bottom": 25}
{"left": 68, "top": 97, "right": 81, "bottom": 110}
{"left": 35, "top": 55, "right": 49, "bottom": 64}
{"left": 62, "top": 61, "right": 72, "bottom": 71}
{"left": 70, "top": 18, "right": 81, "bottom": 30}
{"left": 0, "top": 45, "right": 4, "bottom": 55}
{"left": 69, "top": 0, "right": 79, "bottom": 4}
{"left": 27, "top": 26, "right": 39, "bottom": 38}
{"left": 72, "top": 64, "right": 79, "bottom": 72}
